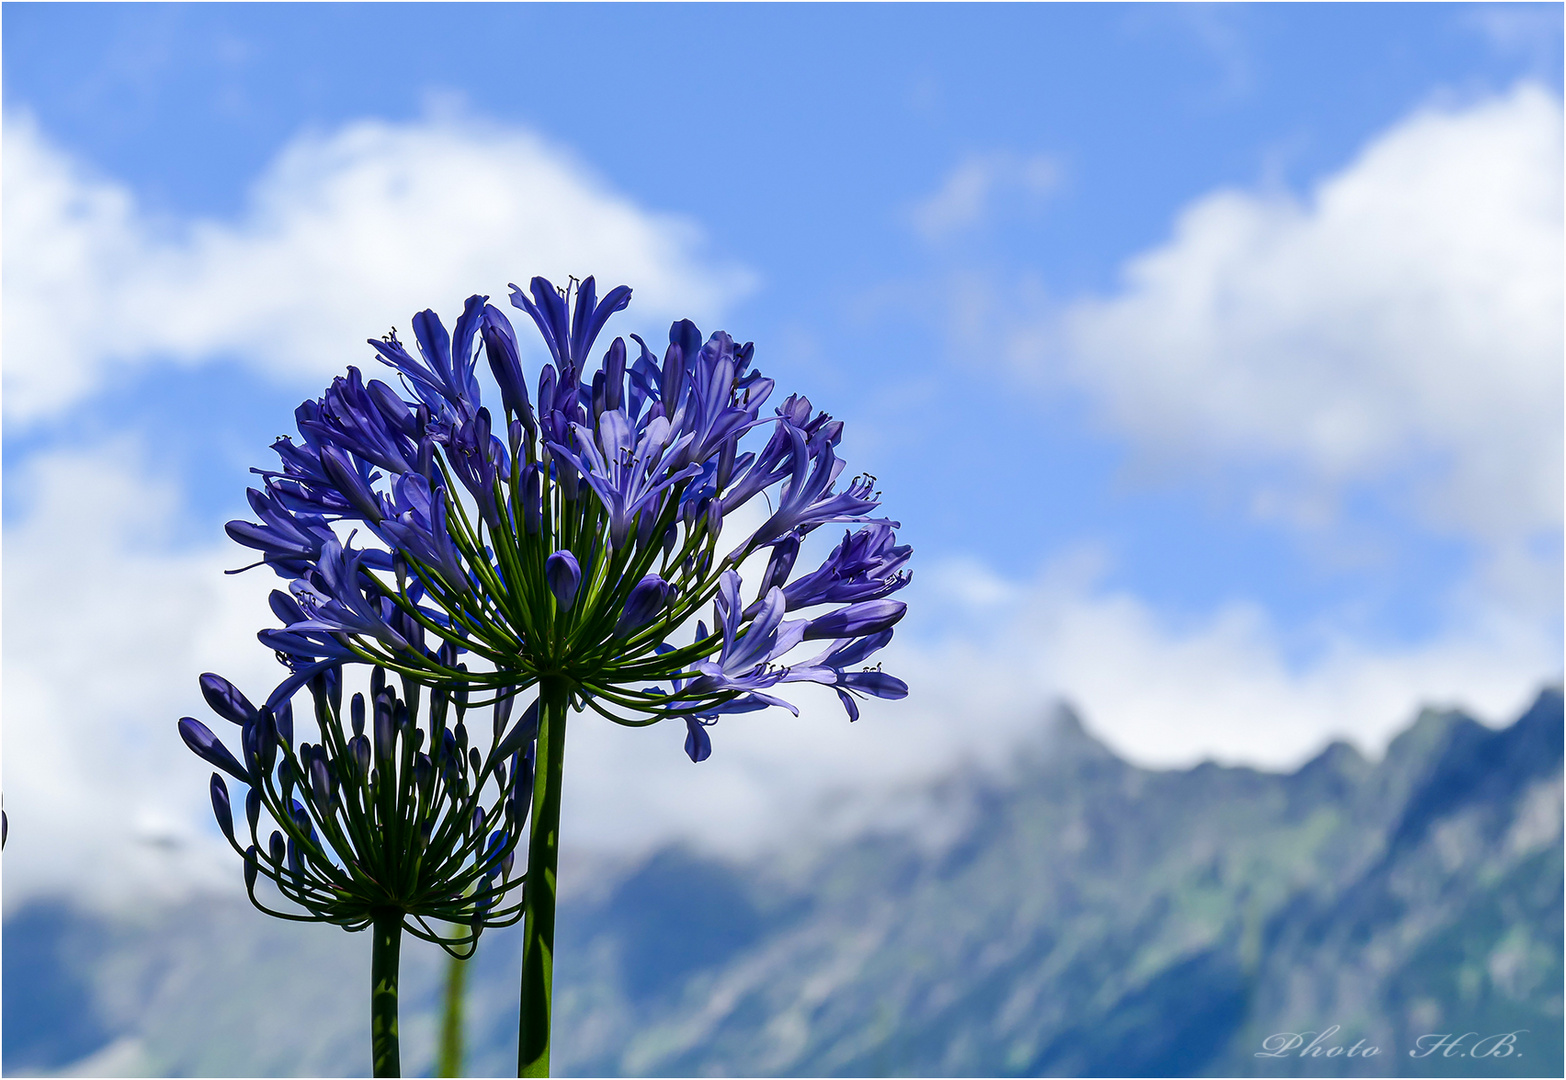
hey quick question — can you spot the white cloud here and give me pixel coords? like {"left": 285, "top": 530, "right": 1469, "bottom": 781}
{"left": 2, "top": 110, "right": 752, "bottom": 423}
{"left": 556, "top": 545, "right": 1560, "bottom": 865}
{"left": 918, "top": 554, "right": 1557, "bottom": 769}
{"left": 911, "top": 152, "right": 1061, "bottom": 241}
{"left": 1031, "top": 84, "right": 1563, "bottom": 545}
{"left": 1, "top": 443, "right": 283, "bottom": 910}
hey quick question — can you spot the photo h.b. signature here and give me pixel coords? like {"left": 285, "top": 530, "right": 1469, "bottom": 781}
{"left": 1256, "top": 1025, "right": 1528, "bottom": 1062}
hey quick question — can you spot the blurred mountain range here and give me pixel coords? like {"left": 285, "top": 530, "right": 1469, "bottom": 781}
{"left": 5, "top": 689, "right": 1561, "bottom": 1078}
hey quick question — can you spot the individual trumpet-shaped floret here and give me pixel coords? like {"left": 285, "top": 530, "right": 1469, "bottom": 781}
{"left": 782, "top": 522, "right": 913, "bottom": 610}
{"left": 288, "top": 540, "right": 412, "bottom": 653}
{"left": 509, "top": 275, "right": 631, "bottom": 387}
{"left": 782, "top": 629, "right": 910, "bottom": 722}
{"left": 301, "top": 366, "right": 422, "bottom": 477}
{"left": 666, "top": 330, "right": 774, "bottom": 471}
{"left": 368, "top": 296, "right": 486, "bottom": 425}
{"left": 676, "top": 572, "right": 804, "bottom": 714}
{"left": 548, "top": 408, "right": 701, "bottom": 549}
{"left": 225, "top": 486, "right": 343, "bottom": 579}
{"left": 443, "top": 407, "right": 510, "bottom": 525}
{"left": 738, "top": 424, "right": 894, "bottom": 556}
{"left": 377, "top": 473, "right": 469, "bottom": 592}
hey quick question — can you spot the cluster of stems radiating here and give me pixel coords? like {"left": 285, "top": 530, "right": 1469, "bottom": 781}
{"left": 353, "top": 410, "right": 758, "bottom": 721}
{"left": 186, "top": 664, "right": 533, "bottom": 954}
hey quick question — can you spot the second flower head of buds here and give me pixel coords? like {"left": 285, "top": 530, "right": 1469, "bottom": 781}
{"left": 179, "top": 661, "right": 535, "bottom": 949}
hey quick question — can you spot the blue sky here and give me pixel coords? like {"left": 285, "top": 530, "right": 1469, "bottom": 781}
{"left": 3, "top": 3, "right": 1561, "bottom": 901}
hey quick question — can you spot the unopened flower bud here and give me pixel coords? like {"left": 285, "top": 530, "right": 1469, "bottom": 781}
{"left": 310, "top": 757, "right": 332, "bottom": 808}
{"left": 545, "top": 551, "right": 581, "bottom": 612}
{"left": 179, "top": 718, "right": 250, "bottom": 783}
{"left": 522, "top": 463, "right": 542, "bottom": 535}
{"left": 200, "top": 673, "right": 258, "bottom": 727}
{"left": 210, "top": 774, "right": 234, "bottom": 841}
{"left": 604, "top": 337, "right": 626, "bottom": 413}
{"left": 615, "top": 574, "right": 674, "bottom": 637}
{"left": 351, "top": 735, "right": 372, "bottom": 782}
{"left": 760, "top": 536, "right": 800, "bottom": 595}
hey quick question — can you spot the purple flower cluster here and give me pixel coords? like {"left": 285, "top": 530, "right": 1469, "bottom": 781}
{"left": 223, "top": 275, "right": 911, "bottom": 761}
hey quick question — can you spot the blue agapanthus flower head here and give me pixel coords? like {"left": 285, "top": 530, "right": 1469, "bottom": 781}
{"left": 219, "top": 274, "right": 911, "bottom": 762}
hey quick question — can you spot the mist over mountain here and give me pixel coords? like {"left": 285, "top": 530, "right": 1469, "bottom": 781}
{"left": 5, "top": 689, "right": 1560, "bottom": 1078}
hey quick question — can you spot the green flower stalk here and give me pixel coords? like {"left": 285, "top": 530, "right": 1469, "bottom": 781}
{"left": 437, "top": 943, "right": 470, "bottom": 1077}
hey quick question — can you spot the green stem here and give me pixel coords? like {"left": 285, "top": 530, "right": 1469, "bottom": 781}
{"left": 371, "top": 910, "right": 403, "bottom": 1078}
{"left": 517, "top": 675, "right": 570, "bottom": 1077}
{"left": 436, "top": 946, "right": 469, "bottom": 1077}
